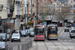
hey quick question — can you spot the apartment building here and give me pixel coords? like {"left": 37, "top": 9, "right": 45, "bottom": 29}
{"left": 68, "top": 0, "right": 75, "bottom": 13}
{"left": 0, "top": 0, "right": 7, "bottom": 19}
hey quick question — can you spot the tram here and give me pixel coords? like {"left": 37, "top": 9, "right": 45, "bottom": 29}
{"left": 34, "top": 25, "right": 45, "bottom": 41}
{"left": 47, "top": 24, "right": 58, "bottom": 40}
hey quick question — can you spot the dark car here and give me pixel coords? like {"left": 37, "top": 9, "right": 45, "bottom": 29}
{"left": 0, "top": 42, "right": 8, "bottom": 50}
{"left": 64, "top": 27, "right": 70, "bottom": 32}
{"left": 67, "top": 23, "right": 71, "bottom": 27}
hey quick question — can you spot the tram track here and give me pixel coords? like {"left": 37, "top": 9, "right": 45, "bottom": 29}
{"left": 58, "top": 40, "right": 70, "bottom": 50}
{"left": 50, "top": 40, "right": 70, "bottom": 50}
{"left": 58, "top": 31, "right": 70, "bottom": 50}
{"left": 35, "top": 41, "right": 49, "bottom": 50}
{"left": 35, "top": 41, "right": 38, "bottom": 50}
{"left": 44, "top": 41, "right": 48, "bottom": 50}
{"left": 50, "top": 40, "right": 60, "bottom": 50}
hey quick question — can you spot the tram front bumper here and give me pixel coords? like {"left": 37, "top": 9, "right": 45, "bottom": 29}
{"left": 48, "top": 36, "right": 58, "bottom": 39}
{"left": 34, "top": 37, "right": 45, "bottom": 40}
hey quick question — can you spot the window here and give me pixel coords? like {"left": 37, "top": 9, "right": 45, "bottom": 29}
{"left": 74, "top": 0, "right": 75, "bottom": 1}
{"left": 74, "top": 5, "right": 75, "bottom": 8}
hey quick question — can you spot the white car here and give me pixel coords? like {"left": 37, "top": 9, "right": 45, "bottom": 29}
{"left": 21, "top": 30, "right": 27, "bottom": 37}
{"left": 29, "top": 32, "right": 34, "bottom": 37}
{"left": 29, "top": 28, "right": 34, "bottom": 33}
{"left": 69, "top": 27, "right": 75, "bottom": 38}
{"left": 11, "top": 33, "right": 21, "bottom": 42}
{"left": 0, "top": 42, "right": 8, "bottom": 50}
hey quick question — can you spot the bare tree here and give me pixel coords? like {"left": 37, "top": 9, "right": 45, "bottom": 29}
{"left": 39, "top": 4, "right": 55, "bottom": 21}
{"left": 55, "top": 5, "right": 70, "bottom": 20}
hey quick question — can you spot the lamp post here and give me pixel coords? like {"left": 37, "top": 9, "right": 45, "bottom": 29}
{"left": 25, "top": 7, "right": 26, "bottom": 29}
{"left": 37, "top": 0, "right": 38, "bottom": 22}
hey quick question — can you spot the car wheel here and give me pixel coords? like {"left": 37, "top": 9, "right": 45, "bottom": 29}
{"left": 19, "top": 40, "right": 21, "bottom": 42}
{"left": 29, "top": 35, "right": 31, "bottom": 37}
{"left": 11, "top": 40, "right": 13, "bottom": 42}
{"left": 55, "top": 39, "right": 58, "bottom": 40}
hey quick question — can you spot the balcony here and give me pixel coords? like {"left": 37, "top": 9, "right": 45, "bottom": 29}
{"left": 15, "top": 1, "right": 21, "bottom": 5}
{"left": 10, "top": 5, "right": 14, "bottom": 12}
{"left": 0, "top": 4, "right": 3, "bottom": 11}
{"left": 8, "top": 13, "right": 13, "bottom": 18}
{"left": 16, "top": 15, "right": 21, "bottom": 18}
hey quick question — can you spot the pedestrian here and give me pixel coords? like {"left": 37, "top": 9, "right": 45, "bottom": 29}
{"left": 12, "top": 30, "right": 16, "bottom": 34}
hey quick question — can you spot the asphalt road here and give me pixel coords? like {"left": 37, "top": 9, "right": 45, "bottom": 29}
{"left": 6, "top": 36, "right": 33, "bottom": 50}
{"left": 6, "top": 27, "right": 75, "bottom": 50}
{"left": 29, "top": 27, "right": 75, "bottom": 50}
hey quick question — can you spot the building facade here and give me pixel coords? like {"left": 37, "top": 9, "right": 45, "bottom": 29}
{"left": 68, "top": 0, "right": 75, "bottom": 13}
{"left": 0, "top": 0, "right": 7, "bottom": 19}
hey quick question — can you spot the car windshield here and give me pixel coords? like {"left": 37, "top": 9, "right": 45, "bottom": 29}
{"left": 0, "top": 34, "right": 5, "bottom": 38}
{"left": 0, "top": 42, "right": 5, "bottom": 45}
{"left": 71, "top": 30, "right": 75, "bottom": 33}
{"left": 21, "top": 31, "right": 26, "bottom": 33}
{"left": 31, "top": 32, "right": 34, "bottom": 34}
{"left": 30, "top": 28, "right": 34, "bottom": 32}
{"left": 12, "top": 34, "right": 19, "bottom": 37}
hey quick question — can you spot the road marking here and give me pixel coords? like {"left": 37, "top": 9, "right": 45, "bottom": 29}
{"left": 58, "top": 27, "right": 65, "bottom": 38}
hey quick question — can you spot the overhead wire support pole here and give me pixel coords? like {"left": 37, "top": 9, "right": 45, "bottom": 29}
{"left": 25, "top": 0, "right": 27, "bottom": 29}
{"left": 37, "top": 0, "right": 38, "bottom": 22}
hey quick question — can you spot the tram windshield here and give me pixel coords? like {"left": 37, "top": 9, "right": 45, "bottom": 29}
{"left": 35, "top": 28, "right": 44, "bottom": 35}
{"left": 48, "top": 27, "right": 57, "bottom": 34}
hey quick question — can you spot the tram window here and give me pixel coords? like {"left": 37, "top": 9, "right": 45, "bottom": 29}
{"left": 50, "top": 28, "right": 56, "bottom": 31}
{"left": 35, "top": 29, "right": 44, "bottom": 35}
{"left": 48, "top": 27, "right": 57, "bottom": 34}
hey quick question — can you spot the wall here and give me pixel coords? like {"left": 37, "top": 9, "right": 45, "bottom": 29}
{"left": 0, "top": 0, "right": 7, "bottom": 19}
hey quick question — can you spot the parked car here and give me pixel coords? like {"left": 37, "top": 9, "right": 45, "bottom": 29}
{"left": 29, "top": 28, "right": 34, "bottom": 33}
{"left": 0, "top": 33, "right": 6, "bottom": 41}
{"left": 25, "top": 29, "right": 29, "bottom": 36}
{"left": 21, "top": 30, "right": 27, "bottom": 37}
{"left": 29, "top": 28, "right": 34, "bottom": 37}
{"left": 29, "top": 32, "right": 34, "bottom": 37}
{"left": 69, "top": 27, "right": 75, "bottom": 38}
{"left": 0, "top": 36, "right": 3, "bottom": 41}
{"left": 7, "top": 34, "right": 10, "bottom": 41}
{"left": 0, "top": 33, "right": 10, "bottom": 41}
{"left": 0, "top": 41, "right": 8, "bottom": 50}
{"left": 11, "top": 33, "right": 21, "bottom": 42}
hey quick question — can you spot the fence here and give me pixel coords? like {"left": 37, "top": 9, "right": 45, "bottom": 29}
{"left": 8, "top": 41, "right": 32, "bottom": 50}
